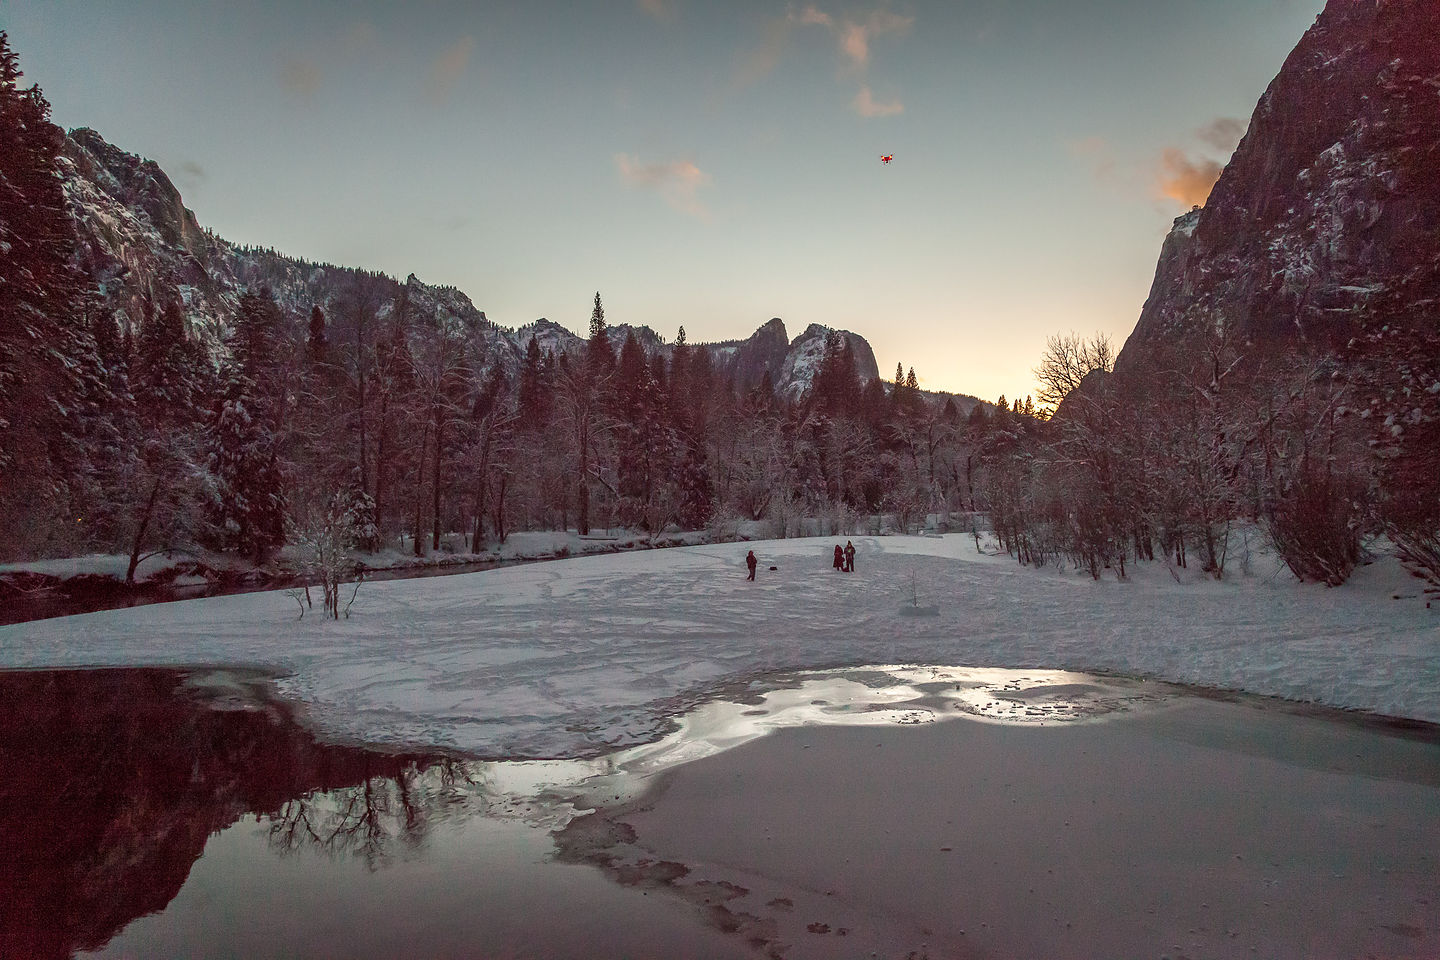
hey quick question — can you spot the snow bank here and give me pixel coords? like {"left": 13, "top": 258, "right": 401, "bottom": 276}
{"left": 0, "top": 535, "right": 1435, "bottom": 758}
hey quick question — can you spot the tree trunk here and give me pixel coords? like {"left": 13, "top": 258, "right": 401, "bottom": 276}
{"left": 356, "top": 321, "right": 369, "bottom": 498}
{"left": 431, "top": 407, "right": 444, "bottom": 551}
{"left": 493, "top": 474, "right": 508, "bottom": 543}
{"left": 577, "top": 419, "right": 591, "bottom": 536}
{"left": 413, "top": 422, "right": 430, "bottom": 557}
{"left": 375, "top": 393, "right": 389, "bottom": 545}
{"left": 126, "top": 476, "right": 163, "bottom": 584}
{"left": 472, "top": 439, "right": 490, "bottom": 551}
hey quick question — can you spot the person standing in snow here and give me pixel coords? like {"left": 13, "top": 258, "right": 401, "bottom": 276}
{"left": 746, "top": 550, "right": 758, "bottom": 581}
{"left": 833, "top": 544, "right": 844, "bottom": 571}
{"left": 844, "top": 540, "right": 856, "bottom": 572}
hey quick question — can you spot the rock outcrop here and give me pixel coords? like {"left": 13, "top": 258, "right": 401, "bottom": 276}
{"left": 1115, "top": 0, "right": 1440, "bottom": 376}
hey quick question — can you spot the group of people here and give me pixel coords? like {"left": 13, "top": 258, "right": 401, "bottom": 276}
{"left": 743, "top": 541, "right": 856, "bottom": 581}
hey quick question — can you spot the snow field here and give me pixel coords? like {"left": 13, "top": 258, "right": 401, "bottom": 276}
{"left": 0, "top": 534, "right": 1435, "bottom": 759}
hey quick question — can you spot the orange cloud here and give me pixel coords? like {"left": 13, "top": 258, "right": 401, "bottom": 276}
{"left": 427, "top": 36, "right": 476, "bottom": 105}
{"left": 852, "top": 84, "right": 903, "bottom": 118}
{"left": 615, "top": 154, "right": 713, "bottom": 219}
{"left": 1156, "top": 148, "right": 1222, "bottom": 208}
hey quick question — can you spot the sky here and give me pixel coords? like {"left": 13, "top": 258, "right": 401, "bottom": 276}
{"left": 1, "top": 0, "right": 1325, "bottom": 402}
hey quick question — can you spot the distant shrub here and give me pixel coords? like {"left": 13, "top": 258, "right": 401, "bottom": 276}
{"left": 1266, "top": 460, "right": 1364, "bottom": 586}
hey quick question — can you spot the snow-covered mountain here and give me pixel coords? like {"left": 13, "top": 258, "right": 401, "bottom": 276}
{"left": 58, "top": 127, "right": 886, "bottom": 398}
{"left": 1114, "top": 0, "right": 1440, "bottom": 375}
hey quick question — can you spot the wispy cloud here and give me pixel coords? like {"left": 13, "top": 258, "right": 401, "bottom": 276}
{"left": 428, "top": 36, "right": 476, "bottom": 105}
{"left": 278, "top": 58, "right": 322, "bottom": 98}
{"left": 615, "top": 154, "right": 713, "bottom": 220}
{"left": 788, "top": 4, "right": 912, "bottom": 116}
{"left": 837, "top": 9, "right": 912, "bottom": 68}
{"left": 1067, "top": 135, "right": 1117, "bottom": 183}
{"left": 852, "top": 84, "right": 903, "bottom": 117}
{"left": 1196, "top": 116, "right": 1246, "bottom": 153}
{"left": 638, "top": 0, "right": 677, "bottom": 20}
{"left": 340, "top": 20, "right": 378, "bottom": 55}
{"left": 177, "top": 160, "right": 206, "bottom": 183}
{"left": 789, "top": 4, "right": 833, "bottom": 27}
{"left": 735, "top": 18, "right": 791, "bottom": 89}
{"left": 1156, "top": 148, "right": 1222, "bottom": 208}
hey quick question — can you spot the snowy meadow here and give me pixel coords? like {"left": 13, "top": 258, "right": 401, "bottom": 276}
{"left": 1, "top": 533, "right": 1434, "bottom": 759}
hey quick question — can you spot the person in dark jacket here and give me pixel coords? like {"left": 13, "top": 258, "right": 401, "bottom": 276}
{"left": 844, "top": 540, "right": 856, "bottom": 572}
{"left": 746, "top": 550, "right": 758, "bottom": 580}
{"left": 833, "top": 544, "right": 844, "bottom": 571}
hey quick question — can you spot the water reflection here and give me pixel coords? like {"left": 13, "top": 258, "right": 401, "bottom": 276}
{"left": 3, "top": 664, "right": 1435, "bottom": 960}
{"left": 0, "top": 664, "right": 1164, "bottom": 958}
{"left": 0, "top": 668, "right": 446, "bottom": 960}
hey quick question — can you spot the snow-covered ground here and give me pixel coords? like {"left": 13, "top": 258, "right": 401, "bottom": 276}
{"left": 0, "top": 534, "right": 1435, "bottom": 758}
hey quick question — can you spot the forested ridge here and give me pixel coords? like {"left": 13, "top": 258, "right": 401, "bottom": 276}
{"left": 0, "top": 34, "right": 994, "bottom": 571}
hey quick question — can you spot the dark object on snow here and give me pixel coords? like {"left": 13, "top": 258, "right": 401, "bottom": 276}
{"left": 769, "top": 566, "right": 777, "bottom": 571}
{"left": 833, "top": 545, "right": 844, "bottom": 571}
{"left": 746, "top": 550, "right": 758, "bottom": 581}
{"left": 844, "top": 541, "right": 856, "bottom": 573}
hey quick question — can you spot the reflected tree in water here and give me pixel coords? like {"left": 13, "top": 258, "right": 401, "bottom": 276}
{"left": 265, "top": 757, "right": 488, "bottom": 870}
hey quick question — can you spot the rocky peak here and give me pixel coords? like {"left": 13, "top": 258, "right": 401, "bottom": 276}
{"left": 67, "top": 127, "right": 209, "bottom": 259}
{"left": 1115, "top": 0, "right": 1440, "bottom": 375}
{"left": 55, "top": 127, "right": 893, "bottom": 403}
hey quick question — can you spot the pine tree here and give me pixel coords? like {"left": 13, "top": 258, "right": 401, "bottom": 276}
{"left": 134, "top": 298, "right": 205, "bottom": 423}
{"left": 614, "top": 331, "right": 648, "bottom": 423}
{"left": 0, "top": 31, "right": 93, "bottom": 553}
{"left": 586, "top": 291, "right": 612, "bottom": 374}
{"left": 209, "top": 366, "right": 287, "bottom": 561}
{"left": 230, "top": 288, "right": 289, "bottom": 420}
{"left": 517, "top": 335, "right": 549, "bottom": 429}
{"left": 305, "top": 304, "right": 330, "bottom": 366}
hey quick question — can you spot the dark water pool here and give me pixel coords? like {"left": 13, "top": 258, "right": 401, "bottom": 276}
{"left": 0, "top": 668, "right": 749, "bottom": 960}
{"left": 2, "top": 666, "right": 1438, "bottom": 960}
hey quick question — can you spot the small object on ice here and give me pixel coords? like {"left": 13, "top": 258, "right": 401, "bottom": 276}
{"left": 769, "top": 565, "right": 777, "bottom": 571}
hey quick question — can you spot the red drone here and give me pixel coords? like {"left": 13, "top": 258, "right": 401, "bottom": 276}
{"left": 880, "top": 154, "right": 893, "bottom": 164}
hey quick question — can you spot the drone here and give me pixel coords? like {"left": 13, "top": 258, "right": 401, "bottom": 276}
{"left": 880, "top": 154, "right": 894, "bottom": 164}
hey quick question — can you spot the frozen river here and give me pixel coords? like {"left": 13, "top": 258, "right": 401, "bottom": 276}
{"left": 3, "top": 664, "right": 1436, "bottom": 959}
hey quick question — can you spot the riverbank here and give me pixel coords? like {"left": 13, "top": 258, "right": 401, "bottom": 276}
{"left": 0, "top": 527, "right": 724, "bottom": 625}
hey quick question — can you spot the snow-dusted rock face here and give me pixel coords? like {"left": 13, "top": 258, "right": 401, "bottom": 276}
{"left": 1115, "top": 0, "right": 1440, "bottom": 374}
{"left": 58, "top": 128, "right": 886, "bottom": 399}
{"left": 708, "top": 316, "right": 790, "bottom": 390}
{"left": 776, "top": 323, "right": 881, "bottom": 401}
